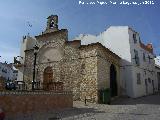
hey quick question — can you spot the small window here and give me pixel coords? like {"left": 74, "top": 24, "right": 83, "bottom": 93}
{"left": 137, "top": 73, "right": 141, "bottom": 84}
{"left": 139, "top": 36, "right": 141, "bottom": 41}
{"left": 81, "top": 63, "right": 86, "bottom": 74}
{"left": 143, "top": 53, "right": 146, "bottom": 62}
{"left": 133, "top": 34, "right": 137, "bottom": 43}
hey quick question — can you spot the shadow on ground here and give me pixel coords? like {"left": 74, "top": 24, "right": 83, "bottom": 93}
{"left": 111, "top": 92, "right": 160, "bottom": 105}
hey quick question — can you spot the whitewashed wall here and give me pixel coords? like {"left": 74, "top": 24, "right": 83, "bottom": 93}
{"left": 17, "top": 36, "right": 36, "bottom": 82}
{"left": 155, "top": 56, "right": 160, "bottom": 91}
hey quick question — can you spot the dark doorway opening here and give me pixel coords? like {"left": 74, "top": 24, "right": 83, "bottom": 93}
{"left": 110, "top": 64, "right": 118, "bottom": 97}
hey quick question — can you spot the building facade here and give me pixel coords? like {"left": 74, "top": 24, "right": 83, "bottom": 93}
{"left": 0, "top": 62, "right": 17, "bottom": 82}
{"left": 16, "top": 15, "right": 121, "bottom": 103}
{"left": 76, "top": 26, "right": 157, "bottom": 98}
{"left": 0, "top": 62, "right": 18, "bottom": 90}
{"left": 155, "top": 56, "right": 160, "bottom": 91}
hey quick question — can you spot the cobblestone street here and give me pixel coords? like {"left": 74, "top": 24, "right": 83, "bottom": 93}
{"left": 63, "top": 93, "right": 160, "bottom": 120}
{"left": 9, "top": 92, "right": 160, "bottom": 120}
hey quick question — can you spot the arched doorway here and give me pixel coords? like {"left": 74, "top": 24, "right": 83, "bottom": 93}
{"left": 110, "top": 64, "right": 118, "bottom": 97}
{"left": 43, "top": 67, "right": 53, "bottom": 90}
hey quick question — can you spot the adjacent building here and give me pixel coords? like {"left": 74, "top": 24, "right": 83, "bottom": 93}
{"left": 0, "top": 62, "right": 17, "bottom": 82}
{"left": 155, "top": 56, "right": 160, "bottom": 91}
{"left": 76, "top": 26, "right": 157, "bottom": 98}
{"left": 16, "top": 15, "right": 121, "bottom": 103}
{"left": 16, "top": 35, "right": 36, "bottom": 85}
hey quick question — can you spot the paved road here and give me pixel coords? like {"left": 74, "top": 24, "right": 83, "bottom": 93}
{"left": 7, "top": 93, "right": 160, "bottom": 120}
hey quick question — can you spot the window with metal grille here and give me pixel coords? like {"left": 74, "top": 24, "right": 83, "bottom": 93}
{"left": 134, "top": 49, "right": 140, "bottom": 66}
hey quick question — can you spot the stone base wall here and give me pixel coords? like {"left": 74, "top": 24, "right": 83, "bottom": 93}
{"left": 0, "top": 91, "right": 73, "bottom": 118}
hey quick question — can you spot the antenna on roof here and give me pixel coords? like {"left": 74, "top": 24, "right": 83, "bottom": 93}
{"left": 27, "top": 21, "right": 32, "bottom": 27}
{"left": 26, "top": 21, "right": 33, "bottom": 36}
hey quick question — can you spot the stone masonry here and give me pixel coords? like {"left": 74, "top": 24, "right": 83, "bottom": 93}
{"left": 20, "top": 15, "right": 121, "bottom": 103}
{"left": 79, "top": 43, "right": 121, "bottom": 102}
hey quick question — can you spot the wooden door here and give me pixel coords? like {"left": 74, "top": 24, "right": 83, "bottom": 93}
{"left": 43, "top": 67, "right": 53, "bottom": 90}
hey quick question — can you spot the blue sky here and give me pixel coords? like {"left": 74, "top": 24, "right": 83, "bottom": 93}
{"left": 0, "top": 0, "right": 160, "bottom": 63}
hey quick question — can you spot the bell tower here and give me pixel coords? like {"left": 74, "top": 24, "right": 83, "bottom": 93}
{"left": 45, "top": 15, "right": 59, "bottom": 33}
{"left": 35, "top": 14, "right": 68, "bottom": 42}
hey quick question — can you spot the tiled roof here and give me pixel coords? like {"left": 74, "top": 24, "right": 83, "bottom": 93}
{"left": 139, "top": 41, "right": 153, "bottom": 54}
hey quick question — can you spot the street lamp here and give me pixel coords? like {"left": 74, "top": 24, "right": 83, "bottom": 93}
{"left": 32, "top": 45, "right": 39, "bottom": 90}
